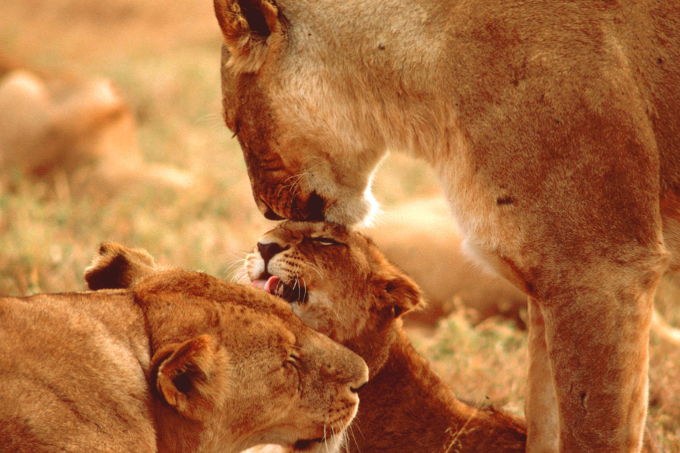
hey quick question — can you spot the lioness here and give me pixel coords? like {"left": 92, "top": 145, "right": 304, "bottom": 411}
{"left": 0, "top": 65, "right": 192, "bottom": 194}
{"left": 213, "top": 1, "right": 680, "bottom": 451}
{"left": 0, "top": 244, "right": 368, "bottom": 453}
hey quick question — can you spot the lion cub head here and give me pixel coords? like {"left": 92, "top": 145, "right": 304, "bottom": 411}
{"left": 83, "top": 242, "right": 368, "bottom": 453}
{"left": 244, "top": 221, "right": 424, "bottom": 374}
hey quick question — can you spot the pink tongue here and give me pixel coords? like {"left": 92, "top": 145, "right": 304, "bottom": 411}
{"left": 264, "top": 276, "right": 281, "bottom": 294}
{"left": 252, "top": 276, "right": 282, "bottom": 294}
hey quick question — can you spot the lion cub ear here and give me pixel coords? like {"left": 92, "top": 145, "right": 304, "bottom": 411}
{"left": 214, "top": 0, "right": 280, "bottom": 73}
{"left": 153, "top": 335, "right": 230, "bottom": 421}
{"left": 380, "top": 273, "right": 425, "bottom": 319}
{"left": 84, "top": 242, "right": 158, "bottom": 290}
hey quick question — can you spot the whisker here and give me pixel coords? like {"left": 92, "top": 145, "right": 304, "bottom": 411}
{"left": 324, "top": 424, "right": 329, "bottom": 453}
{"left": 224, "top": 258, "right": 247, "bottom": 274}
{"left": 308, "top": 263, "right": 323, "bottom": 278}
{"left": 195, "top": 113, "right": 224, "bottom": 124}
{"left": 348, "top": 424, "right": 361, "bottom": 453}
{"left": 301, "top": 277, "right": 308, "bottom": 302}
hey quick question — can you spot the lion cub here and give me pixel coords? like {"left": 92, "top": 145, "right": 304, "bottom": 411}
{"left": 244, "top": 222, "right": 662, "bottom": 453}
{"left": 0, "top": 243, "right": 368, "bottom": 453}
{"left": 245, "top": 221, "right": 527, "bottom": 453}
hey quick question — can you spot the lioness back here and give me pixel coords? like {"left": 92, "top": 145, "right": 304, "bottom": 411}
{"left": 0, "top": 291, "right": 155, "bottom": 452}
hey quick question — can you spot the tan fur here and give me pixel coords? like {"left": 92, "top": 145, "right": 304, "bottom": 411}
{"left": 0, "top": 246, "right": 368, "bottom": 453}
{"left": 369, "top": 197, "right": 680, "bottom": 344}
{"left": 367, "top": 196, "right": 528, "bottom": 326}
{"left": 214, "top": 2, "right": 680, "bottom": 451}
{"left": 244, "top": 222, "right": 528, "bottom": 453}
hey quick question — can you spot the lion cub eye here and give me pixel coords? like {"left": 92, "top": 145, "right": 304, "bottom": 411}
{"left": 310, "top": 237, "right": 342, "bottom": 246}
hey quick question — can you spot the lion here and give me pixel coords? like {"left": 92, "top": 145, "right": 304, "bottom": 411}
{"left": 212, "top": 1, "right": 680, "bottom": 451}
{"left": 368, "top": 196, "right": 528, "bottom": 327}
{"left": 0, "top": 64, "right": 192, "bottom": 195}
{"left": 0, "top": 243, "right": 368, "bottom": 453}
{"left": 246, "top": 221, "right": 529, "bottom": 453}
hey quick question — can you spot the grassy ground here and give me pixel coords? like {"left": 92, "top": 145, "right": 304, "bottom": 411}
{"left": 1, "top": 0, "right": 678, "bottom": 450}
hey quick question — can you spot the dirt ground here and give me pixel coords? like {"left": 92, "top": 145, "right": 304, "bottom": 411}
{"left": 1, "top": 0, "right": 678, "bottom": 450}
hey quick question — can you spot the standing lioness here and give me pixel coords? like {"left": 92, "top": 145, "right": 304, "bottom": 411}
{"left": 213, "top": 1, "right": 680, "bottom": 452}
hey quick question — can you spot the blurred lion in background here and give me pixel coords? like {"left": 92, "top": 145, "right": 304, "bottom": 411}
{"left": 0, "top": 56, "right": 191, "bottom": 196}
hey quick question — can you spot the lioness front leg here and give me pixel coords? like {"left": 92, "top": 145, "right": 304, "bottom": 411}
{"left": 526, "top": 297, "right": 559, "bottom": 453}
{"left": 538, "top": 258, "right": 665, "bottom": 453}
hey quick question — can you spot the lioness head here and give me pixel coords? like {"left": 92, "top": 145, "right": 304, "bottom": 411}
{"left": 244, "top": 221, "right": 424, "bottom": 374}
{"left": 84, "top": 243, "right": 368, "bottom": 453}
{"left": 213, "top": 0, "right": 428, "bottom": 225}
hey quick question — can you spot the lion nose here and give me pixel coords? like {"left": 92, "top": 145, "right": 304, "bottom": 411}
{"left": 257, "top": 241, "right": 288, "bottom": 264}
{"left": 256, "top": 197, "right": 285, "bottom": 221}
{"left": 263, "top": 207, "right": 285, "bottom": 221}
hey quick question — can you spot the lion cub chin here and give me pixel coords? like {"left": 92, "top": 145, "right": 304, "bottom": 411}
{"left": 0, "top": 242, "right": 368, "bottom": 453}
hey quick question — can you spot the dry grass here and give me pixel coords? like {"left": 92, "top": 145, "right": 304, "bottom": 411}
{"left": 1, "top": 0, "right": 678, "bottom": 450}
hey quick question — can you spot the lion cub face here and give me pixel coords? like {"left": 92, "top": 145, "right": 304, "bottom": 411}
{"left": 215, "top": 1, "right": 384, "bottom": 226}
{"left": 245, "top": 221, "right": 423, "bottom": 374}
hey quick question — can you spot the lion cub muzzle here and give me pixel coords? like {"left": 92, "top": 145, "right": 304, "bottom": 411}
{"left": 250, "top": 234, "right": 309, "bottom": 304}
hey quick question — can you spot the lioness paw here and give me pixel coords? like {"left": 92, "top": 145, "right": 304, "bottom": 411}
{"left": 84, "top": 242, "right": 158, "bottom": 290}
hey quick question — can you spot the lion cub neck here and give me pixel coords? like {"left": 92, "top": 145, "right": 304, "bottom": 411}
{"left": 354, "top": 329, "right": 527, "bottom": 453}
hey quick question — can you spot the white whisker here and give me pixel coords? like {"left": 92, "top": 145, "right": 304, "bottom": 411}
{"left": 308, "top": 263, "right": 323, "bottom": 278}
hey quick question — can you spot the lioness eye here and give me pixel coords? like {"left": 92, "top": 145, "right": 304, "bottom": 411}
{"left": 311, "top": 237, "right": 341, "bottom": 246}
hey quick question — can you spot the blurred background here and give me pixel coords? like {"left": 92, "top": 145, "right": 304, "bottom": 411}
{"left": 0, "top": 0, "right": 677, "bottom": 448}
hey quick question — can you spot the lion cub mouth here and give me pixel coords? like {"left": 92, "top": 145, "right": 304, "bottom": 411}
{"left": 293, "top": 437, "right": 324, "bottom": 451}
{"left": 251, "top": 274, "right": 308, "bottom": 304}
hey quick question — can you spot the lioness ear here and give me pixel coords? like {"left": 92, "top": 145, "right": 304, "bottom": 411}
{"left": 380, "top": 273, "right": 425, "bottom": 319}
{"left": 214, "top": 0, "right": 280, "bottom": 73}
{"left": 84, "top": 242, "right": 158, "bottom": 290}
{"left": 153, "top": 335, "right": 230, "bottom": 421}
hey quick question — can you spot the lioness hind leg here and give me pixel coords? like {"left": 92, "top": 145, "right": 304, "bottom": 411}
{"left": 540, "top": 259, "right": 665, "bottom": 453}
{"left": 84, "top": 242, "right": 159, "bottom": 290}
{"left": 526, "top": 297, "right": 559, "bottom": 453}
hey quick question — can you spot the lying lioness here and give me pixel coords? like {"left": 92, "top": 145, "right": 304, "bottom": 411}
{"left": 0, "top": 243, "right": 368, "bottom": 453}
